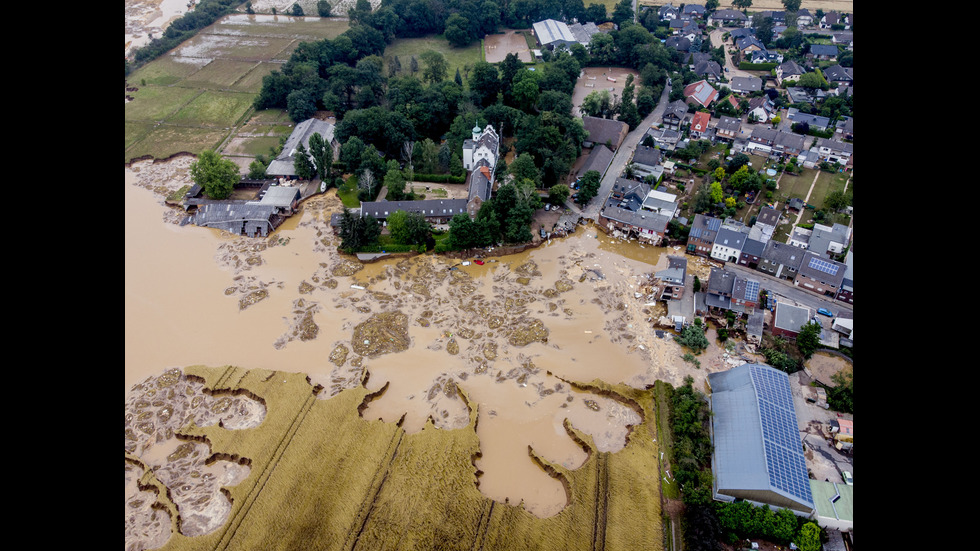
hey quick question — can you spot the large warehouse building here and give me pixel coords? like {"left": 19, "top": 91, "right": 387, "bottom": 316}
{"left": 708, "top": 363, "right": 816, "bottom": 515}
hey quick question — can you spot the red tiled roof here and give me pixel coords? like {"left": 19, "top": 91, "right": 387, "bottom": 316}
{"left": 691, "top": 111, "right": 710, "bottom": 131}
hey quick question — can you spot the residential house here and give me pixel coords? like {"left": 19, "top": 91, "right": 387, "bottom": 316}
{"left": 714, "top": 116, "right": 741, "bottom": 142}
{"left": 788, "top": 226, "right": 812, "bottom": 249}
{"left": 755, "top": 206, "right": 781, "bottom": 235}
{"left": 737, "top": 237, "right": 767, "bottom": 269}
{"left": 582, "top": 116, "right": 629, "bottom": 150}
{"left": 808, "top": 222, "right": 851, "bottom": 259}
{"left": 467, "top": 163, "right": 493, "bottom": 218}
{"left": 794, "top": 251, "right": 846, "bottom": 298}
{"left": 665, "top": 35, "right": 693, "bottom": 52}
{"left": 687, "top": 213, "right": 722, "bottom": 256}
{"left": 772, "top": 130, "right": 806, "bottom": 158}
{"left": 835, "top": 117, "right": 853, "bottom": 141}
{"left": 807, "top": 44, "right": 839, "bottom": 62}
{"left": 823, "top": 64, "right": 852, "bottom": 85}
{"left": 744, "top": 126, "right": 778, "bottom": 155}
{"left": 729, "top": 28, "right": 754, "bottom": 42}
{"left": 816, "top": 138, "right": 854, "bottom": 166}
{"left": 795, "top": 8, "right": 814, "bottom": 27}
{"left": 786, "top": 86, "right": 831, "bottom": 105}
{"left": 610, "top": 177, "right": 650, "bottom": 205}
{"left": 578, "top": 143, "right": 615, "bottom": 180}
{"left": 832, "top": 32, "right": 853, "bottom": 49}
{"left": 756, "top": 10, "right": 786, "bottom": 25}
{"left": 731, "top": 275, "right": 761, "bottom": 312}
{"left": 710, "top": 226, "right": 748, "bottom": 263}
{"left": 746, "top": 95, "right": 774, "bottom": 123}
{"left": 641, "top": 188, "right": 679, "bottom": 217}
{"left": 707, "top": 9, "right": 748, "bottom": 27}
{"left": 689, "top": 111, "right": 711, "bottom": 139}
{"left": 646, "top": 126, "right": 681, "bottom": 150}
{"left": 736, "top": 36, "right": 766, "bottom": 56}
{"left": 658, "top": 3, "right": 680, "bottom": 21}
{"left": 704, "top": 267, "right": 735, "bottom": 312}
{"left": 745, "top": 309, "right": 765, "bottom": 344}
{"left": 654, "top": 256, "right": 687, "bottom": 301}
{"left": 836, "top": 249, "right": 853, "bottom": 304}
{"left": 360, "top": 199, "right": 468, "bottom": 224}
{"left": 775, "top": 59, "right": 805, "bottom": 85}
{"left": 729, "top": 75, "right": 763, "bottom": 95}
{"left": 462, "top": 124, "right": 499, "bottom": 171}
{"left": 819, "top": 11, "right": 848, "bottom": 29}
{"left": 693, "top": 59, "right": 723, "bottom": 81}
{"left": 683, "top": 80, "right": 718, "bottom": 108}
{"left": 631, "top": 145, "right": 662, "bottom": 173}
{"left": 772, "top": 302, "right": 811, "bottom": 338}
{"left": 266, "top": 118, "right": 340, "bottom": 180}
{"left": 749, "top": 49, "right": 783, "bottom": 64}
{"left": 758, "top": 240, "right": 804, "bottom": 280}
{"left": 682, "top": 4, "right": 705, "bottom": 18}
{"left": 787, "top": 108, "right": 831, "bottom": 132}
{"left": 661, "top": 99, "right": 689, "bottom": 130}
{"left": 597, "top": 204, "right": 670, "bottom": 244}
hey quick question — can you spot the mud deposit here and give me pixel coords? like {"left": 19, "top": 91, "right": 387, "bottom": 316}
{"left": 126, "top": 158, "right": 739, "bottom": 545}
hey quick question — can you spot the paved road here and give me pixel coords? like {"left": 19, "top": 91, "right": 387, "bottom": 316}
{"left": 709, "top": 28, "right": 754, "bottom": 80}
{"left": 566, "top": 81, "right": 672, "bottom": 220}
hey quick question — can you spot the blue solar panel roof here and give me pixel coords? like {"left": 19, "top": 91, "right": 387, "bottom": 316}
{"left": 807, "top": 256, "right": 840, "bottom": 276}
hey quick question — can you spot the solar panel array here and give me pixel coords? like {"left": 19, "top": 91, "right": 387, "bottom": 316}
{"left": 750, "top": 365, "right": 813, "bottom": 505}
{"left": 807, "top": 256, "right": 840, "bottom": 276}
{"left": 743, "top": 279, "right": 760, "bottom": 301}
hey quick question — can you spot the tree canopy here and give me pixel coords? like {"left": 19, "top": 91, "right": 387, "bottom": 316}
{"left": 190, "top": 150, "right": 239, "bottom": 200}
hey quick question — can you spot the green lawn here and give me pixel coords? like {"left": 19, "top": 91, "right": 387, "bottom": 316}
{"left": 383, "top": 35, "right": 484, "bottom": 83}
{"left": 338, "top": 175, "right": 361, "bottom": 208}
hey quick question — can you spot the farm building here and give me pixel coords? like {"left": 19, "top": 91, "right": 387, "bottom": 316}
{"left": 186, "top": 184, "right": 301, "bottom": 237}
{"left": 532, "top": 19, "right": 600, "bottom": 49}
{"left": 266, "top": 118, "right": 339, "bottom": 180}
{"left": 708, "top": 363, "right": 816, "bottom": 516}
{"left": 582, "top": 116, "right": 629, "bottom": 150}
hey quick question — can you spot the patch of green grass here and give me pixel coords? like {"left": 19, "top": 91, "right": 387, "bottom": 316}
{"left": 125, "top": 86, "right": 202, "bottom": 123}
{"left": 128, "top": 56, "right": 209, "bottom": 86}
{"left": 338, "top": 175, "right": 361, "bottom": 208}
{"left": 125, "top": 121, "right": 156, "bottom": 151}
{"left": 383, "top": 35, "right": 484, "bottom": 84}
{"left": 231, "top": 61, "right": 283, "bottom": 93}
{"left": 182, "top": 59, "right": 262, "bottom": 89}
{"left": 126, "top": 125, "right": 230, "bottom": 163}
{"left": 168, "top": 89, "right": 255, "bottom": 127}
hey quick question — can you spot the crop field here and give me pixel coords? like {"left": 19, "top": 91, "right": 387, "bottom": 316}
{"left": 144, "top": 366, "right": 664, "bottom": 551}
{"left": 125, "top": 14, "right": 349, "bottom": 164}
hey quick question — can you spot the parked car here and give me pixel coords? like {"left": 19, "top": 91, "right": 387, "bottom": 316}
{"left": 817, "top": 308, "right": 833, "bottom": 317}
{"left": 842, "top": 471, "right": 853, "bottom": 485}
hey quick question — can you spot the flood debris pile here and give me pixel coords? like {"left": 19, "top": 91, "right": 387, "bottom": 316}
{"left": 351, "top": 311, "right": 410, "bottom": 357}
{"left": 124, "top": 368, "right": 264, "bottom": 548}
{"left": 274, "top": 298, "right": 320, "bottom": 349}
{"left": 331, "top": 258, "right": 364, "bottom": 277}
{"left": 125, "top": 460, "right": 172, "bottom": 550}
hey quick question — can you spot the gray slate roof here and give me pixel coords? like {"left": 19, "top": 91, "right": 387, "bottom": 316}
{"left": 762, "top": 240, "right": 804, "bottom": 269}
{"left": 601, "top": 205, "right": 670, "bottom": 233}
{"left": 359, "top": 199, "right": 468, "bottom": 219}
{"left": 730, "top": 76, "right": 763, "bottom": 93}
{"left": 631, "top": 145, "right": 662, "bottom": 168}
{"left": 266, "top": 118, "right": 336, "bottom": 177}
{"left": 809, "top": 44, "right": 839, "bottom": 57}
{"left": 714, "top": 227, "right": 747, "bottom": 252}
{"left": 581, "top": 144, "right": 615, "bottom": 177}
{"left": 797, "top": 251, "right": 846, "bottom": 288}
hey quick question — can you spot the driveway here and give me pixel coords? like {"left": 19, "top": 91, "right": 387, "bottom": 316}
{"left": 565, "top": 82, "right": 672, "bottom": 220}
{"left": 709, "top": 28, "right": 753, "bottom": 80}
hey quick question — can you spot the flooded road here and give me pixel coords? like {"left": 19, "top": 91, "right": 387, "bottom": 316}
{"left": 125, "top": 159, "right": 709, "bottom": 519}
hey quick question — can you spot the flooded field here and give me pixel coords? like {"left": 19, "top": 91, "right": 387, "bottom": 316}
{"left": 125, "top": 158, "right": 739, "bottom": 548}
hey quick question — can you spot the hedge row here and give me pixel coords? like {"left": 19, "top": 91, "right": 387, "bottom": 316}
{"left": 411, "top": 173, "right": 466, "bottom": 184}
{"left": 738, "top": 62, "right": 777, "bottom": 71}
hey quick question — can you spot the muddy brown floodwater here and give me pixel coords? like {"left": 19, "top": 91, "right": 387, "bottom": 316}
{"left": 125, "top": 159, "right": 731, "bottom": 520}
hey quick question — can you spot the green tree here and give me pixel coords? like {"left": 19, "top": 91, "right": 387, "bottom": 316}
{"left": 732, "top": 0, "right": 752, "bottom": 9}
{"left": 824, "top": 189, "right": 852, "bottom": 212}
{"left": 796, "top": 321, "right": 821, "bottom": 359}
{"left": 826, "top": 370, "right": 853, "bottom": 413}
{"left": 316, "top": 0, "right": 331, "bottom": 17}
{"left": 383, "top": 160, "right": 407, "bottom": 200}
{"left": 611, "top": 0, "right": 634, "bottom": 26}
{"left": 247, "top": 158, "right": 268, "bottom": 179}
{"left": 444, "top": 13, "right": 473, "bottom": 47}
{"left": 548, "top": 183, "right": 570, "bottom": 205}
{"left": 577, "top": 169, "right": 602, "bottom": 204}
{"left": 419, "top": 50, "right": 448, "bottom": 84}
{"left": 308, "top": 132, "right": 332, "bottom": 181}
{"left": 705, "top": 0, "right": 719, "bottom": 10}
{"left": 190, "top": 150, "right": 239, "bottom": 200}
{"left": 782, "top": 0, "right": 802, "bottom": 15}
{"left": 340, "top": 136, "right": 365, "bottom": 173}
{"left": 468, "top": 61, "right": 501, "bottom": 107}
{"left": 581, "top": 89, "right": 614, "bottom": 118}
{"left": 291, "top": 3, "right": 304, "bottom": 16}
{"left": 293, "top": 143, "right": 316, "bottom": 180}
{"left": 286, "top": 88, "right": 317, "bottom": 123}
{"left": 797, "top": 522, "right": 822, "bottom": 551}
{"left": 387, "top": 210, "right": 430, "bottom": 245}
{"left": 798, "top": 69, "right": 829, "bottom": 90}
{"left": 508, "top": 153, "right": 541, "bottom": 187}
{"left": 709, "top": 182, "right": 724, "bottom": 203}
{"left": 675, "top": 324, "right": 709, "bottom": 354}
{"left": 245, "top": 1, "right": 254, "bottom": 14}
